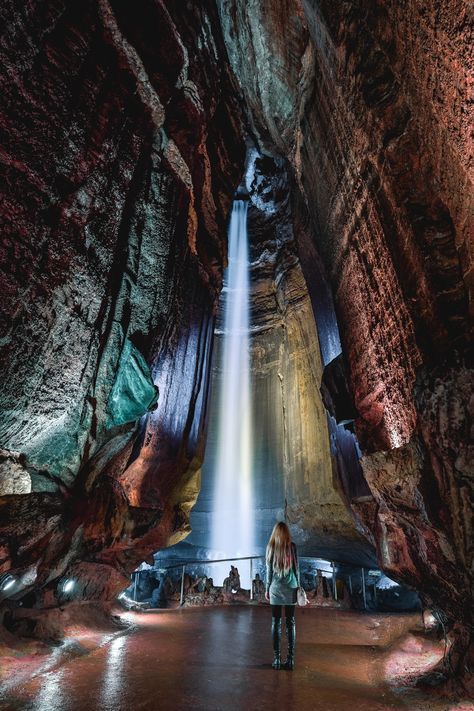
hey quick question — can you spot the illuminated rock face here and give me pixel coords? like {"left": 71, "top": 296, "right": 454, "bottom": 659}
{"left": 219, "top": 0, "right": 473, "bottom": 681}
{"left": 219, "top": 0, "right": 471, "bottom": 449}
{"left": 246, "top": 155, "right": 370, "bottom": 562}
{"left": 0, "top": 0, "right": 244, "bottom": 596}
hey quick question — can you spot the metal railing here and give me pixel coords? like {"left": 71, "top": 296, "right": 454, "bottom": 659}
{"left": 131, "top": 555, "right": 374, "bottom": 609}
{"left": 133, "top": 555, "right": 264, "bottom": 605}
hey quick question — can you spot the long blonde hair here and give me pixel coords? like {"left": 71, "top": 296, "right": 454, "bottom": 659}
{"left": 266, "top": 522, "right": 293, "bottom": 575}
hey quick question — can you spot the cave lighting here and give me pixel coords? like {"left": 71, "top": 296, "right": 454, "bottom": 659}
{"left": 62, "top": 579, "right": 75, "bottom": 593}
{"left": 309, "top": 559, "right": 334, "bottom": 576}
{"left": 0, "top": 575, "right": 16, "bottom": 591}
{"left": 423, "top": 612, "right": 438, "bottom": 630}
{"left": 376, "top": 574, "right": 399, "bottom": 590}
{"left": 211, "top": 199, "right": 254, "bottom": 587}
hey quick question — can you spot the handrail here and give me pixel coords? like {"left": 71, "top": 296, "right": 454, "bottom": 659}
{"left": 148, "top": 554, "right": 264, "bottom": 571}
{"left": 131, "top": 556, "right": 265, "bottom": 603}
{"left": 141, "top": 554, "right": 372, "bottom": 573}
{"left": 130, "top": 554, "right": 376, "bottom": 608}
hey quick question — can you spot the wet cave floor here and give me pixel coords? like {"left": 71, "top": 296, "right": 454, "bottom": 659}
{"left": 0, "top": 606, "right": 471, "bottom": 711}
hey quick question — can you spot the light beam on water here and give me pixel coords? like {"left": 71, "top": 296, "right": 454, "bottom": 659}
{"left": 210, "top": 200, "right": 253, "bottom": 588}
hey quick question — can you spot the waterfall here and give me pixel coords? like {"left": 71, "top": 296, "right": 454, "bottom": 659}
{"left": 210, "top": 199, "right": 253, "bottom": 587}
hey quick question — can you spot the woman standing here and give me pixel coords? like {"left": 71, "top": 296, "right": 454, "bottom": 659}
{"left": 265, "top": 522, "right": 299, "bottom": 670}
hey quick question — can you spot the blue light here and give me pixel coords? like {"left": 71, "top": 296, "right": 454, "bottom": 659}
{"left": 1, "top": 576, "right": 15, "bottom": 591}
{"left": 63, "top": 579, "right": 75, "bottom": 593}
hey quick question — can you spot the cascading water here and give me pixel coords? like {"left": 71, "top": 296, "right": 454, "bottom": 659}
{"left": 210, "top": 199, "right": 254, "bottom": 587}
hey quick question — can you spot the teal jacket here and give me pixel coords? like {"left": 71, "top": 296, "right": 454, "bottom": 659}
{"left": 266, "top": 542, "right": 300, "bottom": 605}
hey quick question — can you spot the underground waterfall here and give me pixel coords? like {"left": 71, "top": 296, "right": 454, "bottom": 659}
{"left": 210, "top": 198, "right": 254, "bottom": 587}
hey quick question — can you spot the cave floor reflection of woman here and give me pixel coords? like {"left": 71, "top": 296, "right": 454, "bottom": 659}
{"left": 265, "top": 522, "right": 299, "bottom": 670}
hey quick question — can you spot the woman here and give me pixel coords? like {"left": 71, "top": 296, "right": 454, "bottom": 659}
{"left": 265, "top": 521, "right": 299, "bottom": 670}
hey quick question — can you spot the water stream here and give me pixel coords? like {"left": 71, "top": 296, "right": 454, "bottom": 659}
{"left": 210, "top": 199, "right": 254, "bottom": 587}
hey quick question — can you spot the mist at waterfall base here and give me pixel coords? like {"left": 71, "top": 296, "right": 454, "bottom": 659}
{"left": 208, "top": 199, "right": 254, "bottom": 587}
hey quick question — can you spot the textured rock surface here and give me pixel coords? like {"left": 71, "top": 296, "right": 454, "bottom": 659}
{"left": 0, "top": 0, "right": 244, "bottom": 601}
{"left": 246, "top": 155, "right": 369, "bottom": 561}
{"left": 218, "top": 0, "right": 473, "bottom": 686}
{"left": 219, "top": 0, "right": 472, "bottom": 449}
{"left": 0, "top": 451, "right": 31, "bottom": 496}
{"left": 357, "top": 365, "right": 473, "bottom": 621}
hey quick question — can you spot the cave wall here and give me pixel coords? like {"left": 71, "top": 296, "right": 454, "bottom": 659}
{"left": 246, "top": 154, "right": 371, "bottom": 562}
{"left": 0, "top": 0, "right": 245, "bottom": 601}
{"left": 218, "top": 0, "right": 473, "bottom": 667}
{"left": 219, "top": 0, "right": 472, "bottom": 447}
{"left": 0, "top": 0, "right": 471, "bottom": 674}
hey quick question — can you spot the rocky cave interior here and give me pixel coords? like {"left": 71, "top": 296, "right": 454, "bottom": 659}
{"left": 0, "top": 0, "right": 472, "bottom": 702}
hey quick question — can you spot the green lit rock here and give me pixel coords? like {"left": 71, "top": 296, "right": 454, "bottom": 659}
{"left": 106, "top": 340, "right": 158, "bottom": 428}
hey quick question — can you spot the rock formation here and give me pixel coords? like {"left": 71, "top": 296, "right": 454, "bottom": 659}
{"left": 0, "top": 0, "right": 244, "bottom": 607}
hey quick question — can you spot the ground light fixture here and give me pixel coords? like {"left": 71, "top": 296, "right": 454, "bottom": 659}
{"left": 0, "top": 574, "right": 16, "bottom": 592}
{"left": 63, "top": 579, "right": 75, "bottom": 593}
{"left": 57, "top": 577, "right": 76, "bottom": 600}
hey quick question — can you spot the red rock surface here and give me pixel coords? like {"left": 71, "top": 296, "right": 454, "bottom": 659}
{"left": 0, "top": 0, "right": 245, "bottom": 602}
{"left": 220, "top": 0, "right": 472, "bottom": 448}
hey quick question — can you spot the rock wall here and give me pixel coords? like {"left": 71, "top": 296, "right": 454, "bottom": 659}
{"left": 0, "top": 0, "right": 245, "bottom": 603}
{"left": 246, "top": 153, "right": 371, "bottom": 562}
{"left": 219, "top": 0, "right": 472, "bottom": 447}
{"left": 218, "top": 0, "right": 473, "bottom": 685}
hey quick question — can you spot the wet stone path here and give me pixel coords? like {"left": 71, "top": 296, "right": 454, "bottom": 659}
{"left": 0, "top": 606, "right": 469, "bottom": 710}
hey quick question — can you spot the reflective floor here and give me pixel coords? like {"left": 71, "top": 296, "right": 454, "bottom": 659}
{"left": 0, "top": 606, "right": 470, "bottom": 710}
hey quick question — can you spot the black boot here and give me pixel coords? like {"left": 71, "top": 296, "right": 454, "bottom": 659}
{"left": 283, "top": 617, "right": 295, "bottom": 670}
{"left": 271, "top": 618, "right": 281, "bottom": 669}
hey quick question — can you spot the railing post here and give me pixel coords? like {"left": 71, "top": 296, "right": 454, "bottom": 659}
{"left": 348, "top": 575, "right": 353, "bottom": 595}
{"left": 373, "top": 581, "right": 377, "bottom": 606}
{"left": 332, "top": 562, "right": 337, "bottom": 601}
{"left": 249, "top": 558, "right": 253, "bottom": 601}
{"left": 180, "top": 565, "right": 186, "bottom": 606}
{"left": 361, "top": 568, "right": 367, "bottom": 610}
{"left": 133, "top": 572, "right": 138, "bottom": 601}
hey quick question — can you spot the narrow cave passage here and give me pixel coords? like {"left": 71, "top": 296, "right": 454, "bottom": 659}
{"left": 0, "top": 0, "right": 472, "bottom": 708}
